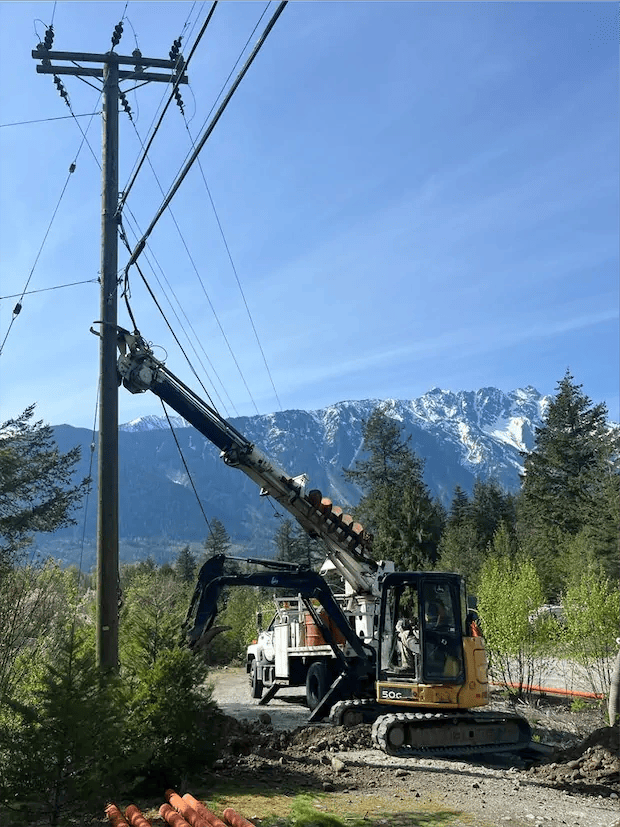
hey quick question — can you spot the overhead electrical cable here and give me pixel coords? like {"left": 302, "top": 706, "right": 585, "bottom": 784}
{"left": 183, "top": 127, "right": 284, "bottom": 413}
{"left": 0, "top": 22, "right": 103, "bottom": 356}
{"left": 119, "top": 3, "right": 283, "bottom": 417}
{"left": 126, "top": 191, "right": 252, "bottom": 415}
{"left": 69, "top": 388, "right": 99, "bottom": 641}
{"left": 0, "top": 112, "right": 101, "bottom": 128}
{"left": 117, "top": 217, "right": 229, "bottom": 415}
{"left": 35, "top": 23, "right": 103, "bottom": 167}
{"left": 123, "top": 127, "right": 262, "bottom": 416}
{"left": 0, "top": 279, "right": 99, "bottom": 301}
{"left": 119, "top": 211, "right": 236, "bottom": 416}
{"left": 122, "top": 0, "right": 287, "bottom": 273}
{"left": 161, "top": 400, "right": 213, "bottom": 532}
{"left": 1, "top": 160, "right": 77, "bottom": 356}
{"left": 172, "top": 0, "right": 283, "bottom": 410}
{"left": 118, "top": 58, "right": 247, "bottom": 418}
{"left": 118, "top": 1, "right": 218, "bottom": 212}
{"left": 0, "top": 25, "right": 104, "bottom": 357}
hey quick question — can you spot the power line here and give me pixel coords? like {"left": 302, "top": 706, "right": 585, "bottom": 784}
{"left": 122, "top": 1, "right": 288, "bottom": 273}
{"left": 118, "top": 217, "right": 224, "bottom": 415}
{"left": 161, "top": 399, "right": 212, "bottom": 532}
{"left": 122, "top": 122, "right": 262, "bottom": 416}
{"left": 0, "top": 72, "right": 103, "bottom": 357}
{"left": 184, "top": 123, "right": 283, "bottom": 412}
{"left": 119, "top": 2, "right": 284, "bottom": 418}
{"left": 119, "top": 211, "right": 238, "bottom": 417}
{"left": 0, "top": 278, "right": 99, "bottom": 301}
{"left": 118, "top": 1, "right": 218, "bottom": 211}
{"left": 0, "top": 112, "right": 101, "bottom": 128}
{"left": 0, "top": 161, "right": 76, "bottom": 357}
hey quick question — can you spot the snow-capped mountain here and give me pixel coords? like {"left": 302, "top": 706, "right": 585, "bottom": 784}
{"left": 119, "top": 385, "right": 549, "bottom": 493}
{"left": 52, "top": 386, "right": 550, "bottom": 557}
{"left": 120, "top": 414, "right": 189, "bottom": 432}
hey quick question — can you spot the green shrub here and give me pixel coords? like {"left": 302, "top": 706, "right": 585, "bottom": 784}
{"left": 122, "top": 645, "right": 221, "bottom": 789}
{"left": 562, "top": 565, "right": 620, "bottom": 698}
{"left": 0, "top": 624, "right": 125, "bottom": 825}
{"left": 119, "top": 566, "right": 224, "bottom": 788}
{"left": 477, "top": 552, "right": 554, "bottom": 698}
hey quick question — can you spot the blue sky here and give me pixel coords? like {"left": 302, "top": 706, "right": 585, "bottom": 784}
{"left": 0, "top": 1, "right": 618, "bottom": 430}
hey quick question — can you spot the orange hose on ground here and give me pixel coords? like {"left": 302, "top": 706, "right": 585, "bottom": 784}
{"left": 491, "top": 681, "right": 604, "bottom": 699}
{"left": 125, "top": 804, "right": 152, "bottom": 827}
{"left": 160, "top": 803, "right": 192, "bottom": 827}
{"left": 165, "top": 789, "right": 210, "bottom": 827}
{"left": 182, "top": 793, "right": 229, "bottom": 827}
{"left": 222, "top": 808, "right": 254, "bottom": 827}
{"left": 105, "top": 803, "right": 130, "bottom": 826}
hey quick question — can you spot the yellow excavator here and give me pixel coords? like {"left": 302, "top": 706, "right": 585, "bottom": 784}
{"left": 116, "top": 328, "right": 532, "bottom": 758}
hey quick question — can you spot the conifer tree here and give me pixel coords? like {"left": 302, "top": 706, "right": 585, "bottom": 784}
{"left": 203, "top": 517, "right": 231, "bottom": 560}
{"left": 0, "top": 405, "right": 89, "bottom": 564}
{"left": 344, "top": 406, "right": 444, "bottom": 569}
{"left": 1, "top": 625, "right": 124, "bottom": 824}
{"left": 436, "top": 520, "right": 482, "bottom": 587}
{"left": 469, "top": 478, "right": 516, "bottom": 551}
{"left": 520, "top": 371, "right": 617, "bottom": 534}
{"left": 273, "top": 519, "right": 323, "bottom": 569}
{"left": 517, "top": 371, "right": 619, "bottom": 593}
{"left": 436, "top": 480, "right": 516, "bottom": 590}
{"left": 175, "top": 544, "right": 197, "bottom": 582}
{"left": 448, "top": 485, "right": 470, "bottom": 525}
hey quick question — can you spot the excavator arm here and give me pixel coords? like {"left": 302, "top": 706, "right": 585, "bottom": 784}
{"left": 116, "top": 329, "right": 388, "bottom": 596}
{"left": 182, "top": 553, "right": 376, "bottom": 719}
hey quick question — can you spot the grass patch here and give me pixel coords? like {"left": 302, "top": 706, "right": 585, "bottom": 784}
{"left": 186, "top": 786, "right": 477, "bottom": 827}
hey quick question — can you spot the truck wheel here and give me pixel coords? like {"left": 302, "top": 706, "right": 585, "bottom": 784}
{"left": 250, "top": 661, "right": 263, "bottom": 700}
{"left": 306, "top": 661, "right": 329, "bottom": 711}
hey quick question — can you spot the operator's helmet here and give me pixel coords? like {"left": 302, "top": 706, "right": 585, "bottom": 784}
{"left": 396, "top": 618, "right": 412, "bottom": 633}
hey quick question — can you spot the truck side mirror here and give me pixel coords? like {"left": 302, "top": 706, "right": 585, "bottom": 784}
{"left": 256, "top": 611, "right": 263, "bottom": 631}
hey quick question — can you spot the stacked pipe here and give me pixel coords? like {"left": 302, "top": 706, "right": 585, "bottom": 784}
{"left": 306, "top": 488, "right": 372, "bottom": 552}
{"left": 105, "top": 790, "right": 255, "bottom": 827}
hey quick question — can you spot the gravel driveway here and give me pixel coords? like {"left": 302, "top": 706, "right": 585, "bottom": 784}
{"left": 207, "top": 666, "right": 619, "bottom": 827}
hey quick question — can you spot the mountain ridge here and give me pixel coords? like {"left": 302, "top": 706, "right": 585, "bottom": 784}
{"left": 47, "top": 385, "right": 551, "bottom": 566}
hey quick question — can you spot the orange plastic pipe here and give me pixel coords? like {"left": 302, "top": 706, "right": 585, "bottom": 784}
{"left": 222, "top": 808, "right": 254, "bottom": 827}
{"left": 491, "top": 681, "right": 604, "bottom": 699}
{"left": 125, "top": 804, "right": 152, "bottom": 827}
{"left": 105, "top": 803, "right": 130, "bottom": 827}
{"left": 160, "top": 803, "right": 192, "bottom": 827}
{"left": 182, "top": 793, "right": 229, "bottom": 827}
{"left": 166, "top": 789, "right": 210, "bottom": 827}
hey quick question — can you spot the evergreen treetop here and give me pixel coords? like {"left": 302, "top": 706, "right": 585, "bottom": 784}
{"left": 203, "top": 517, "right": 231, "bottom": 560}
{"left": 0, "top": 405, "right": 90, "bottom": 564}
{"left": 344, "top": 405, "right": 444, "bottom": 569}
{"left": 519, "top": 370, "right": 619, "bottom": 537}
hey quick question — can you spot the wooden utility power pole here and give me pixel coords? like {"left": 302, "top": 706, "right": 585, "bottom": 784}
{"left": 32, "top": 39, "right": 188, "bottom": 670}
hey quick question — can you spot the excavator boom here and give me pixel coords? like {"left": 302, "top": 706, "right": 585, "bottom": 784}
{"left": 116, "top": 329, "right": 389, "bottom": 595}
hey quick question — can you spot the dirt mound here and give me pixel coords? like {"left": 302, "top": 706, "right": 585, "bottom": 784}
{"left": 214, "top": 715, "right": 374, "bottom": 765}
{"left": 528, "top": 724, "right": 619, "bottom": 796}
{"left": 271, "top": 723, "right": 375, "bottom": 752}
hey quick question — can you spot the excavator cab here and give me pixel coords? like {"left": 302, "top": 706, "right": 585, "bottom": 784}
{"left": 376, "top": 572, "right": 486, "bottom": 710}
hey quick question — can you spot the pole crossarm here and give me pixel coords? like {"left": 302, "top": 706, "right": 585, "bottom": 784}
{"left": 35, "top": 65, "right": 188, "bottom": 83}
{"left": 32, "top": 49, "right": 184, "bottom": 69}
{"left": 32, "top": 49, "right": 188, "bottom": 84}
